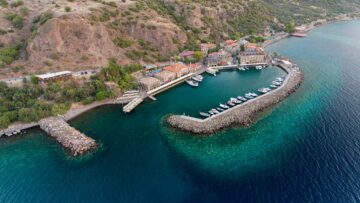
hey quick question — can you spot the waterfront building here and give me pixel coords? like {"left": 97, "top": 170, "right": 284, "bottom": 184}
{"left": 224, "top": 41, "right": 240, "bottom": 55}
{"left": 238, "top": 43, "right": 267, "bottom": 65}
{"left": 163, "top": 63, "right": 189, "bottom": 78}
{"left": 154, "top": 70, "right": 177, "bottom": 83}
{"left": 139, "top": 77, "right": 161, "bottom": 91}
{"left": 188, "top": 63, "right": 201, "bottom": 72}
{"left": 179, "top": 50, "right": 195, "bottom": 61}
{"left": 200, "top": 43, "right": 216, "bottom": 56}
{"left": 206, "top": 49, "right": 230, "bottom": 66}
{"left": 36, "top": 71, "right": 72, "bottom": 83}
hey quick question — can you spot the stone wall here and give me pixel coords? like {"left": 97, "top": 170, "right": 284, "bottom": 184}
{"left": 167, "top": 65, "right": 303, "bottom": 134}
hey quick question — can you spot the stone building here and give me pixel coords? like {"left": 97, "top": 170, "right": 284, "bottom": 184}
{"left": 139, "top": 77, "right": 161, "bottom": 91}
{"left": 154, "top": 70, "right": 177, "bottom": 83}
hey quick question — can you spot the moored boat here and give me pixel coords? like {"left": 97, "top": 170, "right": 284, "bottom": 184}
{"left": 237, "top": 96, "right": 247, "bottom": 102}
{"left": 200, "top": 112, "right": 211, "bottom": 118}
{"left": 186, "top": 80, "right": 199, "bottom": 87}
{"left": 219, "top": 103, "right": 229, "bottom": 109}
{"left": 192, "top": 75, "right": 203, "bottom": 82}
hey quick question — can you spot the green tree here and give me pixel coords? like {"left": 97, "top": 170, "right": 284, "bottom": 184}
{"left": 193, "top": 51, "right": 203, "bottom": 61}
{"left": 0, "top": 115, "right": 10, "bottom": 129}
{"left": 18, "top": 108, "right": 31, "bottom": 122}
{"left": 284, "top": 22, "right": 295, "bottom": 33}
{"left": 51, "top": 104, "right": 69, "bottom": 115}
{"left": 30, "top": 75, "right": 39, "bottom": 84}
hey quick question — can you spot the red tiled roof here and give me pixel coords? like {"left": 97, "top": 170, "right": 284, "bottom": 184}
{"left": 163, "top": 63, "right": 188, "bottom": 73}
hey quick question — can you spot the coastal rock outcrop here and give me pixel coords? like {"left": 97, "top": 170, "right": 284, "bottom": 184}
{"left": 167, "top": 65, "right": 303, "bottom": 134}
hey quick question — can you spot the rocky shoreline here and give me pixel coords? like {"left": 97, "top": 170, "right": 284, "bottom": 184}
{"left": 166, "top": 64, "right": 303, "bottom": 134}
{"left": 39, "top": 117, "right": 97, "bottom": 156}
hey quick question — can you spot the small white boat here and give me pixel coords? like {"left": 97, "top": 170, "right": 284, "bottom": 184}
{"left": 220, "top": 103, "right": 229, "bottom": 109}
{"left": 186, "top": 80, "right": 199, "bottom": 87}
{"left": 238, "top": 67, "right": 246, "bottom": 71}
{"left": 245, "top": 93, "right": 254, "bottom": 99}
{"left": 227, "top": 101, "right": 235, "bottom": 106}
{"left": 211, "top": 109, "right": 220, "bottom": 114}
{"left": 200, "top": 112, "right": 211, "bottom": 118}
{"left": 270, "top": 84, "right": 277, "bottom": 88}
{"left": 237, "top": 96, "right": 247, "bottom": 102}
{"left": 192, "top": 75, "right": 203, "bottom": 82}
{"left": 256, "top": 66, "right": 263, "bottom": 70}
{"left": 217, "top": 107, "right": 224, "bottom": 112}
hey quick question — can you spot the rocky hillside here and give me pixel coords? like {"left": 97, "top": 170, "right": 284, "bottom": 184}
{"left": 0, "top": 0, "right": 359, "bottom": 78}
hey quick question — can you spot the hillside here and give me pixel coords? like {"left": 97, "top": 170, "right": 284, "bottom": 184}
{"left": 0, "top": 0, "right": 359, "bottom": 78}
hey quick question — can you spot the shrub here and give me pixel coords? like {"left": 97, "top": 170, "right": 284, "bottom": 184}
{"left": 19, "top": 6, "right": 29, "bottom": 16}
{"left": 65, "top": 6, "right": 71, "bottom": 12}
{"left": 5, "top": 13, "right": 24, "bottom": 29}
{"left": 10, "top": 0, "right": 23, "bottom": 7}
{"left": 0, "top": 46, "right": 20, "bottom": 66}
{"left": 0, "top": 0, "right": 8, "bottom": 8}
{"left": 113, "top": 37, "right": 133, "bottom": 48}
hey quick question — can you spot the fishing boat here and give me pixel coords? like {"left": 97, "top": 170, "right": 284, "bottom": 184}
{"left": 211, "top": 109, "right": 220, "bottom": 114}
{"left": 270, "top": 84, "right": 277, "bottom": 88}
{"left": 200, "top": 112, "right": 211, "bottom": 118}
{"left": 245, "top": 93, "right": 254, "bottom": 99}
{"left": 237, "top": 96, "right": 247, "bottom": 102}
{"left": 227, "top": 101, "right": 235, "bottom": 106}
{"left": 238, "top": 67, "right": 246, "bottom": 71}
{"left": 186, "top": 80, "right": 199, "bottom": 87}
{"left": 208, "top": 110, "right": 214, "bottom": 115}
{"left": 230, "top": 98, "right": 242, "bottom": 104}
{"left": 217, "top": 107, "right": 224, "bottom": 112}
{"left": 220, "top": 103, "right": 229, "bottom": 109}
{"left": 258, "top": 88, "right": 268, "bottom": 94}
{"left": 276, "top": 77, "right": 284, "bottom": 82}
{"left": 192, "top": 75, "right": 203, "bottom": 82}
{"left": 255, "top": 65, "right": 263, "bottom": 70}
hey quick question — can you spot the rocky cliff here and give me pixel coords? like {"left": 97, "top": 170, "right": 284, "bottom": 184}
{"left": 0, "top": 0, "right": 359, "bottom": 78}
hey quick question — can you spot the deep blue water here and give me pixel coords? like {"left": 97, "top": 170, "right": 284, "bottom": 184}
{"left": 0, "top": 20, "right": 359, "bottom": 202}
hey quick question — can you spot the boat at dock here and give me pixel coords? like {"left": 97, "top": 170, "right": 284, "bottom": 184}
{"left": 230, "top": 98, "right": 242, "bottom": 104}
{"left": 270, "top": 84, "right": 277, "bottom": 88}
{"left": 211, "top": 109, "right": 220, "bottom": 114}
{"left": 219, "top": 103, "right": 229, "bottom": 109}
{"left": 216, "top": 107, "right": 224, "bottom": 112}
{"left": 238, "top": 67, "right": 246, "bottom": 71}
{"left": 206, "top": 68, "right": 218, "bottom": 76}
{"left": 227, "top": 101, "right": 235, "bottom": 107}
{"left": 258, "top": 87, "right": 272, "bottom": 94}
{"left": 200, "top": 112, "right": 211, "bottom": 118}
{"left": 245, "top": 93, "right": 254, "bottom": 99}
{"left": 255, "top": 66, "right": 263, "bottom": 70}
{"left": 186, "top": 80, "right": 199, "bottom": 87}
{"left": 237, "top": 96, "right": 247, "bottom": 102}
{"left": 192, "top": 75, "right": 203, "bottom": 82}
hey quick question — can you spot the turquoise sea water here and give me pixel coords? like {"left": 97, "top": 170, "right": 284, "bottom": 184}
{"left": 0, "top": 20, "right": 360, "bottom": 202}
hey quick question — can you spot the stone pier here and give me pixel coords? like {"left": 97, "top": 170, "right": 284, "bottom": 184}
{"left": 167, "top": 64, "right": 303, "bottom": 134}
{"left": 39, "top": 117, "right": 97, "bottom": 156}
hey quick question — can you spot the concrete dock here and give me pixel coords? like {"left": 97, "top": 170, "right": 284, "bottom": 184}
{"left": 167, "top": 62, "right": 303, "bottom": 134}
{"left": 39, "top": 117, "right": 97, "bottom": 156}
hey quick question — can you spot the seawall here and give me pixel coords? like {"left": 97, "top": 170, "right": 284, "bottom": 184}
{"left": 167, "top": 64, "right": 303, "bottom": 134}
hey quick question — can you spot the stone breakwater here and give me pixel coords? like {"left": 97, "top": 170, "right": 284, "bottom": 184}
{"left": 167, "top": 65, "right": 303, "bottom": 134}
{"left": 39, "top": 117, "right": 97, "bottom": 156}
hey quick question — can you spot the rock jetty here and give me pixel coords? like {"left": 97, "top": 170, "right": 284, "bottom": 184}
{"left": 167, "top": 64, "right": 303, "bottom": 134}
{"left": 39, "top": 117, "right": 97, "bottom": 156}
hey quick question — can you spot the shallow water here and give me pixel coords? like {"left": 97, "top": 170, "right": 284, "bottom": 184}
{"left": 0, "top": 20, "right": 359, "bottom": 202}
